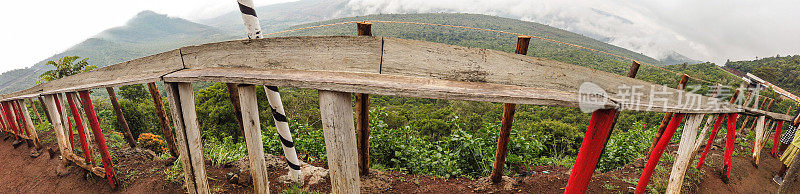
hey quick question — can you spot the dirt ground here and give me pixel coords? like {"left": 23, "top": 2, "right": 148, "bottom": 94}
{"left": 0, "top": 129, "right": 787, "bottom": 193}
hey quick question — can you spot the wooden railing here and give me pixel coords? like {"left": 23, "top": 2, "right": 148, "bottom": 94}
{"left": 0, "top": 33, "right": 796, "bottom": 193}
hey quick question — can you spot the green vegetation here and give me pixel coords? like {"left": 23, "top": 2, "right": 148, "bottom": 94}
{"left": 726, "top": 55, "right": 800, "bottom": 96}
{"left": 38, "top": 56, "right": 97, "bottom": 83}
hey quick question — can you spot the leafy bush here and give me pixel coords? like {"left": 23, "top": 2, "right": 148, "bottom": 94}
{"left": 138, "top": 133, "right": 168, "bottom": 154}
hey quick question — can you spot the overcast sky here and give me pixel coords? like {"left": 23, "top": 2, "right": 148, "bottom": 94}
{"left": 1, "top": 0, "right": 799, "bottom": 73}
{"left": 0, "top": 0, "right": 295, "bottom": 73}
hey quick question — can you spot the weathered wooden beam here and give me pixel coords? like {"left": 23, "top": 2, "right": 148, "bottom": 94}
{"left": 490, "top": 35, "right": 530, "bottom": 183}
{"left": 772, "top": 107, "right": 791, "bottom": 157}
{"left": 106, "top": 87, "right": 137, "bottom": 148}
{"left": 147, "top": 83, "right": 178, "bottom": 158}
{"left": 78, "top": 90, "right": 118, "bottom": 188}
{"left": 666, "top": 114, "right": 704, "bottom": 193}
{"left": 319, "top": 90, "right": 361, "bottom": 194}
{"left": 66, "top": 93, "right": 93, "bottom": 164}
{"left": 37, "top": 97, "right": 53, "bottom": 125}
{"left": 355, "top": 22, "right": 373, "bottom": 176}
{"left": 165, "top": 82, "right": 210, "bottom": 194}
{"left": 54, "top": 94, "right": 75, "bottom": 150}
{"left": 636, "top": 113, "right": 685, "bottom": 194}
{"left": 237, "top": 84, "right": 271, "bottom": 194}
{"left": 564, "top": 108, "right": 618, "bottom": 193}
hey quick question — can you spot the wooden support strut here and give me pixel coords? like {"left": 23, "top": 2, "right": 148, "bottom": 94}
{"left": 490, "top": 35, "right": 531, "bottom": 183}
{"left": 18, "top": 100, "right": 41, "bottom": 149}
{"left": 224, "top": 83, "right": 246, "bottom": 141}
{"left": 772, "top": 107, "right": 791, "bottom": 157}
{"left": 2, "top": 101, "right": 21, "bottom": 139}
{"left": 54, "top": 94, "right": 75, "bottom": 150}
{"left": 79, "top": 91, "right": 118, "bottom": 188}
{"left": 37, "top": 97, "right": 53, "bottom": 125}
{"left": 355, "top": 22, "right": 372, "bottom": 176}
{"left": 106, "top": 87, "right": 137, "bottom": 148}
{"left": 237, "top": 84, "right": 271, "bottom": 194}
{"left": 165, "top": 82, "right": 210, "bottom": 194}
{"left": 66, "top": 93, "right": 93, "bottom": 164}
{"left": 647, "top": 74, "right": 689, "bottom": 154}
{"left": 696, "top": 90, "right": 739, "bottom": 169}
{"left": 666, "top": 114, "right": 705, "bottom": 193}
{"left": 723, "top": 113, "right": 738, "bottom": 180}
{"left": 147, "top": 83, "right": 179, "bottom": 158}
{"left": 635, "top": 113, "right": 685, "bottom": 194}
{"left": 27, "top": 99, "right": 44, "bottom": 125}
{"left": 319, "top": 90, "right": 361, "bottom": 194}
{"left": 563, "top": 60, "right": 640, "bottom": 193}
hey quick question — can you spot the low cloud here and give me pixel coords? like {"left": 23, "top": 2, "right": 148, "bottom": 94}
{"left": 344, "top": 0, "right": 800, "bottom": 65}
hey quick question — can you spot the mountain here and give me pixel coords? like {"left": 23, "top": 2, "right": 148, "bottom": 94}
{"left": 0, "top": 11, "right": 238, "bottom": 94}
{"left": 198, "top": 0, "right": 350, "bottom": 34}
{"left": 660, "top": 51, "right": 703, "bottom": 66}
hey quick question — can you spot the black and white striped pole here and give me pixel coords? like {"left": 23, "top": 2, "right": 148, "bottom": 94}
{"left": 237, "top": 0, "right": 302, "bottom": 182}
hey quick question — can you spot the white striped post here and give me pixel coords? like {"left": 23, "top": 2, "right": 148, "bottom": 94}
{"left": 236, "top": 0, "right": 302, "bottom": 182}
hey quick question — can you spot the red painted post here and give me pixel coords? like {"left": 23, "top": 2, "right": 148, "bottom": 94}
{"left": 696, "top": 114, "right": 726, "bottom": 169}
{"left": 771, "top": 121, "right": 784, "bottom": 157}
{"left": 78, "top": 91, "right": 117, "bottom": 188}
{"left": 564, "top": 109, "right": 618, "bottom": 193}
{"left": 66, "top": 93, "right": 93, "bottom": 164}
{"left": 635, "top": 113, "right": 685, "bottom": 194}
{"left": 2, "top": 102, "right": 20, "bottom": 138}
{"left": 54, "top": 95, "right": 75, "bottom": 150}
{"left": 723, "top": 113, "right": 737, "bottom": 179}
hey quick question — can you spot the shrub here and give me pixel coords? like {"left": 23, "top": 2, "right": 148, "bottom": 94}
{"left": 138, "top": 133, "right": 168, "bottom": 154}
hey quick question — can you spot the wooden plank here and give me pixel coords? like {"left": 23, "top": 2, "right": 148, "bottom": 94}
{"left": 319, "top": 90, "right": 361, "bottom": 194}
{"left": 751, "top": 116, "right": 766, "bottom": 166}
{"left": 106, "top": 87, "right": 137, "bottom": 148}
{"left": 34, "top": 50, "right": 184, "bottom": 95}
{"left": 165, "top": 82, "right": 210, "bottom": 194}
{"left": 648, "top": 75, "right": 689, "bottom": 155}
{"left": 66, "top": 93, "right": 94, "bottom": 164}
{"left": 237, "top": 85, "right": 270, "bottom": 194}
{"left": 54, "top": 94, "right": 74, "bottom": 150}
{"left": 147, "top": 83, "right": 178, "bottom": 157}
{"left": 666, "top": 114, "right": 704, "bottom": 193}
{"left": 180, "top": 36, "right": 382, "bottom": 74}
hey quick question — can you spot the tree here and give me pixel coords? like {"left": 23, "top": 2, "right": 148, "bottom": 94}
{"left": 119, "top": 84, "right": 149, "bottom": 103}
{"left": 38, "top": 56, "right": 97, "bottom": 83}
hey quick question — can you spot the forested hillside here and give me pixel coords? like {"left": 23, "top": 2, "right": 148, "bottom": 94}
{"left": 0, "top": 11, "right": 237, "bottom": 94}
{"left": 725, "top": 55, "right": 800, "bottom": 95}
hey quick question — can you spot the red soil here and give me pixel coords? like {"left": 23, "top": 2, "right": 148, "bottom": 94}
{"left": 0, "top": 129, "right": 787, "bottom": 193}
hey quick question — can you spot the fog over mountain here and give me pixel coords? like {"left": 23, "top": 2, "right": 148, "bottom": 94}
{"left": 341, "top": 0, "right": 800, "bottom": 65}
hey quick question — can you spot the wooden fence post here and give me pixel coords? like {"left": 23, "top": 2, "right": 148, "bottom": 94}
{"left": 751, "top": 116, "right": 767, "bottom": 166}
{"left": 772, "top": 107, "right": 791, "bottom": 157}
{"left": 224, "top": 83, "right": 246, "bottom": 141}
{"left": 0, "top": 103, "right": 8, "bottom": 134}
{"left": 666, "top": 114, "right": 704, "bottom": 193}
{"left": 27, "top": 99, "right": 44, "bottom": 125}
{"left": 37, "top": 97, "right": 53, "bottom": 125}
{"left": 43, "top": 94, "right": 71, "bottom": 163}
{"left": 79, "top": 90, "right": 118, "bottom": 188}
{"left": 722, "top": 113, "right": 738, "bottom": 181}
{"left": 696, "top": 90, "right": 740, "bottom": 168}
{"left": 106, "top": 87, "right": 137, "bottom": 148}
{"left": 564, "top": 109, "right": 618, "bottom": 193}
{"left": 355, "top": 21, "right": 372, "bottom": 176}
{"left": 147, "top": 83, "right": 179, "bottom": 158}
{"left": 66, "top": 93, "right": 93, "bottom": 164}
{"left": 648, "top": 74, "right": 689, "bottom": 153}
{"left": 490, "top": 35, "right": 531, "bottom": 183}
{"left": 165, "top": 82, "right": 210, "bottom": 194}
{"left": 238, "top": 84, "right": 271, "bottom": 194}
{"left": 3, "top": 101, "right": 22, "bottom": 141}
{"left": 54, "top": 94, "right": 76, "bottom": 150}
{"left": 636, "top": 113, "right": 685, "bottom": 194}
{"left": 319, "top": 90, "right": 361, "bottom": 194}
{"left": 18, "top": 100, "right": 41, "bottom": 149}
